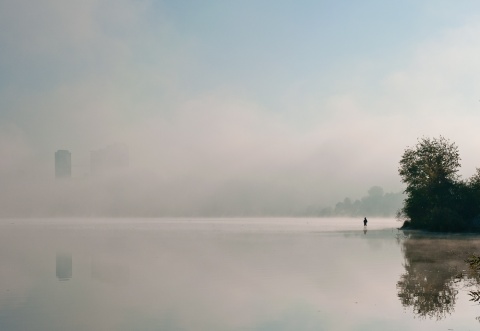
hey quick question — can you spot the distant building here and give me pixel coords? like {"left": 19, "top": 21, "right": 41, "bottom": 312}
{"left": 91, "top": 143, "right": 129, "bottom": 176}
{"left": 55, "top": 150, "right": 71, "bottom": 178}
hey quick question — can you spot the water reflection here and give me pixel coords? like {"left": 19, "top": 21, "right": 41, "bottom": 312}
{"left": 3, "top": 218, "right": 480, "bottom": 330}
{"left": 91, "top": 258, "right": 130, "bottom": 284}
{"left": 56, "top": 253, "right": 72, "bottom": 281}
{"left": 396, "top": 231, "right": 480, "bottom": 320}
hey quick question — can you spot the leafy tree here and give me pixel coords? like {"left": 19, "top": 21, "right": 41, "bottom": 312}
{"left": 399, "top": 136, "right": 460, "bottom": 192}
{"left": 469, "top": 168, "right": 480, "bottom": 188}
{"left": 398, "top": 136, "right": 480, "bottom": 231}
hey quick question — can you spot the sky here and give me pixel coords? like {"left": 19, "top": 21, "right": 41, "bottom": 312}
{"left": 2, "top": 0, "right": 480, "bottom": 216}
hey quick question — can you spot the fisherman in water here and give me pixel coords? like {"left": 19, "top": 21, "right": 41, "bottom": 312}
{"left": 363, "top": 217, "right": 368, "bottom": 226}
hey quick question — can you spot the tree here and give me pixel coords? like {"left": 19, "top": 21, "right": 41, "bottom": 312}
{"left": 398, "top": 137, "right": 467, "bottom": 231}
{"left": 399, "top": 136, "right": 460, "bottom": 192}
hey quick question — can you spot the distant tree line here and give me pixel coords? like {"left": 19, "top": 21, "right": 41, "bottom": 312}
{"left": 399, "top": 136, "right": 480, "bottom": 232}
{"left": 316, "top": 186, "right": 404, "bottom": 217}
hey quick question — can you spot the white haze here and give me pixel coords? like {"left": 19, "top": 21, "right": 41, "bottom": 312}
{"left": 1, "top": 1, "right": 480, "bottom": 216}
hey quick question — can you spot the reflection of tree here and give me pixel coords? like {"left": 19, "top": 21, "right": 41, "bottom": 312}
{"left": 396, "top": 232, "right": 480, "bottom": 320}
{"left": 465, "top": 255, "right": 480, "bottom": 303}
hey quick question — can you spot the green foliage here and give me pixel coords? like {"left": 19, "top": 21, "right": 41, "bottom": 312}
{"left": 399, "top": 136, "right": 460, "bottom": 192}
{"left": 399, "top": 136, "right": 480, "bottom": 232}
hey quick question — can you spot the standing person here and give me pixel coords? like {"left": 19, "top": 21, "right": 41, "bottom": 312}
{"left": 363, "top": 217, "right": 368, "bottom": 226}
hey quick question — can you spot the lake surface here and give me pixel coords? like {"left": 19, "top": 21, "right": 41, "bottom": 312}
{"left": 0, "top": 217, "right": 480, "bottom": 330}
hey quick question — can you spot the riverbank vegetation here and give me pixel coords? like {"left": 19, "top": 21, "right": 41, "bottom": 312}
{"left": 398, "top": 136, "right": 480, "bottom": 232}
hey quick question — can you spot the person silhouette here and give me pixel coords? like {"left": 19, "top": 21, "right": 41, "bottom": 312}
{"left": 363, "top": 217, "right": 368, "bottom": 226}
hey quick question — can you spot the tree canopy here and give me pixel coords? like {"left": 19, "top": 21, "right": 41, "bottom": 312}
{"left": 399, "top": 137, "right": 480, "bottom": 232}
{"left": 399, "top": 136, "right": 460, "bottom": 192}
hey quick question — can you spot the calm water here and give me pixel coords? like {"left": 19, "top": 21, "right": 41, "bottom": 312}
{"left": 0, "top": 218, "right": 479, "bottom": 331}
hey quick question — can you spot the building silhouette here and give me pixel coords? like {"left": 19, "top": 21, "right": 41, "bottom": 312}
{"left": 55, "top": 150, "right": 71, "bottom": 178}
{"left": 91, "top": 143, "right": 129, "bottom": 176}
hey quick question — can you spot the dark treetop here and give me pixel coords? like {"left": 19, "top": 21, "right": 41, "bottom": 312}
{"left": 398, "top": 136, "right": 480, "bottom": 232}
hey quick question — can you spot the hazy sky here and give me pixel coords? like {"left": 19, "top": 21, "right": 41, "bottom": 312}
{"left": 2, "top": 0, "right": 480, "bottom": 215}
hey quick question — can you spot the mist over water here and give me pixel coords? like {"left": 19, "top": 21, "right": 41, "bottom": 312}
{"left": 0, "top": 139, "right": 403, "bottom": 217}
{"left": 4, "top": 2, "right": 480, "bottom": 218}
{"left": 1, "top": 217, "right": 479, "bottom": 331}
{"left": 4, "top": 3, "right": 480, "bottom": 330}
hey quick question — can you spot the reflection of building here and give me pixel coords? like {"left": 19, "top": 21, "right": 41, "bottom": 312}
{"left": 55, "top": 150, "right": 71, "bottom": 178}
{"left": 91, "top": 143, "right": 129, "bottom": 176}
{"left": 56, "top": 253, "right": 72, "bottom": 281}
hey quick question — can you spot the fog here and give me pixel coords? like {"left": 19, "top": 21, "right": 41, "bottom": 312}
{"left": 2, "top": 1, "right": 480, "bottom": 216}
